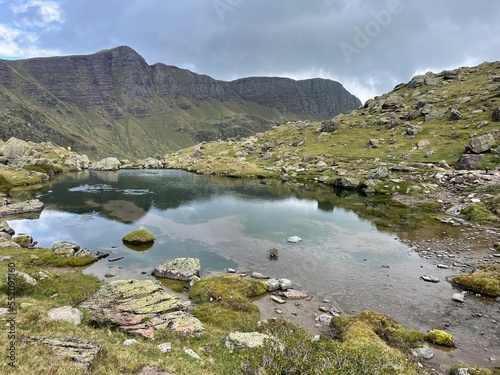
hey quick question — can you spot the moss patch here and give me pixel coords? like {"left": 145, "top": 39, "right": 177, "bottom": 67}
{"left": 425, "top": 329, "right": 456, "bottom": 347}
{"left": 330, "top": 311, "right": 425, "bottom": 354}
{"left": 189, "top": 275, "right": 267, "bottom": 331}
{"left": 461, "top": 203, "right": 499, "bottom": 225}
{"left": 452, "top": 265, "right": 500, "bottom": 297}
{"left": 122, "top": 228, "right": 155, "bottom": 246}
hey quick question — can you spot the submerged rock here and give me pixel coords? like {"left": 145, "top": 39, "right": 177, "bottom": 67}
{"left": 152, "top": 258, "right": 200, "bottom": 281}
{"left": 286, "top": 236, "right": 302, "bottom": 243}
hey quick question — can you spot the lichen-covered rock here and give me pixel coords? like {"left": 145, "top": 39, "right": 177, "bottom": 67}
{"left": 90, "top": 157, "right": 121, "bottom": 171}
{"left": 52, "top": 241, "right": 90, "bottom": 257}
{"left": 158, "top": 311, "right": 204, "bottom": 336}
{"left": 225, "top": 332, "right": 271, "bottom": 350}
{"left": 468, "top": 134, "right": 496, "bottom": 154}
{"left": 152, "top": 258, "right": 200, "bottom": 281}
{"left": 319, "top": 119, "right": 339, "bottom": 133}
{"left": 21, "top": 336, "right": 101, "bottom": 370}
{"left": 80, "top": 279, "right": 188, "bottom": 339}
{"left": 11, "top": 271, "right": 38, "bottom": 286}
{"left": 0, "top": 199, "right": 44, "bottom": 218}
{"left": 48, "top": 306, "right": 84, "bottom": 326}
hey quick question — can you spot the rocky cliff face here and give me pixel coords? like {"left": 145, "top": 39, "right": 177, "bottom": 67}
{"left": 0, "top": 46, "right": 360, "bottom": 158}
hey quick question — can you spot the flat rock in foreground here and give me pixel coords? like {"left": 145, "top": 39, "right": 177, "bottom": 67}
{"left": 152, "top": 258, "right": 200, "bottom": 281}
{"left": 80, "top": 279, "right": 198, "bottom": 338}
{"left": 21, "top": 336, "right": 101, "bottom": 370}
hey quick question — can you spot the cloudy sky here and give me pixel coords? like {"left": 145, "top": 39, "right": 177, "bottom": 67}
{"left": 0, "top": 0, "right": 499, "bottom": 103}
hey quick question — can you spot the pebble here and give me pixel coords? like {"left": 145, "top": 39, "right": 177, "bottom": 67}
{"left": 184, "top": 349, "right": 201, "bottom": 360}
{"left": 227, "top": 268, "right": 236, "bottom": 273}
{"left": 158, "top": 343, "right": 171, "bottom": 353}
{"left": 452, "top": 292, "right": 465, "bottom": 303}
{"left": 274, "top": 308, "right": 283, "bottom": 314}
{"left": 420, "top": 275, "right": 440, "bottom": 283}
{"left": 251, "top": 272, "right": 270, "bottom": 280}
{"left": 271, "top": 296, "right": 287, "bottom": 304}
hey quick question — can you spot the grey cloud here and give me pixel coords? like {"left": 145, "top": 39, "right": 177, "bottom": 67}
{"left": 5, "top": 0, "right": 500, "bottom": 102}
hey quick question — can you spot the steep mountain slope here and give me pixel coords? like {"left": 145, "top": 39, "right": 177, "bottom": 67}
{"left": 0, "top": 46, "right": 360, "bottom": 158}
{"left": 165, "top": 61, "right": 500, "bottom": 178}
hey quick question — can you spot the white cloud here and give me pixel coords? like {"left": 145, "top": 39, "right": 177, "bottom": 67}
{"left": 11, "top": 0, "right": 63, "bottom": 27}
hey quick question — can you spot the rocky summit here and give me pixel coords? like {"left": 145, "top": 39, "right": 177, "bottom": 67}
{"left": 0, "top": 46, "right": 360, "bottom": 158}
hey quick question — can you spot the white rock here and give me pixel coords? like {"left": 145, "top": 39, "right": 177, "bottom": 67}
{"left": 48, "top": 306, "right": 83, "bottom": 326}
{"left": 123, "top": 339, "right": 139, "bottom": 346}
{"left": 158, "top": 342, "right": 172, "bottom": 353}
{"left": 315, "top": 314, "right": 332, "bottom": 325}
{"left": 267, "top": 278, "right": 280, "bottom": 292}
{"left": 225, "top": 332, "right": 270, "bottom": 350}
{"left": 452, "top": 292, "right": 466, "bottom": 303}
{"left": 279, "top": 278, "right": 293, "bottom": 290}
{"left": 184, "top": 349, "right": 201, "bottom": 360}
{"left": 286, "top": 236, "right": 302, "bottom": 243}
{"left": 412, "top": 345, "right": 434, "bottom": 360}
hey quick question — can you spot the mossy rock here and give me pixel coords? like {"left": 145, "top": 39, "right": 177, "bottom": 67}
{"left": 189, "top": 275, "right": 268, "bottom": 303}
{"left": 122, "top": 228, "right": 155, "bottom": 246}
{"left": 425, "top": 329, "right": 456, "bottom": 347}
{"left": 452, "top": 266, "right": 500, "bottom": 297}
{"left": 330, "top": 311, "right": 425, "bottom": 354}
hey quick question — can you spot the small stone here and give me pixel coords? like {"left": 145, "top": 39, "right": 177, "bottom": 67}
{"left": 281, "top": 290, "right": 307, "bottom": 300}
{"left": 312, "top": 335, "right": 320, "bottom": 342}
{"left": 227, "top": 268, "right": 236, "bottom": 273}
{"left": 158, "top": 342, "right": 171, "bottom": 353}
{"left": 412, "top": 345, "right": 434, "bottom": 360}
{"left": 123, "top": 339, "right": 139, "bottom": 346}
{"left": 271, "top": 296, "right": 287, "bottom": 304}
{"left": 286, "top": 236, "right": 302, "bottom": 243}
{"left": 274, "top": 308, "right": 283, "bottom": 314}
{"left": 184, "top": 349, "right": 201, "bottom": 360}
{"left": 251, "top": 272, "right": 270, "bottom": 280}
{"left": 104, "top": 273, "right": 116, "bottom": 278}
{"left": 291, "top": 311, "right": 298, "bottom": 316}
{"left": 315, "top": 314, "right": 332, "bottom": 325}
{"left": 420, "top": 275, "right": 440, "bottom": 283}
{"left": 452, "top": 292, "right": 466, "bottom": 303}
{"left": 319, "top": 306, "right": 329, "bottom": 312}
{"left": 437, "top": 264, "right": 449, "bottom": 269}
{"left": 279, "top": 278, "right": 293, "bottom": 290}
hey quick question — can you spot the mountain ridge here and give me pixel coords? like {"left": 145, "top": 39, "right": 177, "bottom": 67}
{"left": 0, "top": 46, "right": 360, "bottom": 157}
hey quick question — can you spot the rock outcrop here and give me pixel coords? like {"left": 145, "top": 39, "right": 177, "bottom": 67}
{"left": 79, "top": 279, "right": 202, "bottom": 339}
{"left": 0, "top": 199, "right": 44, "bottom": 218}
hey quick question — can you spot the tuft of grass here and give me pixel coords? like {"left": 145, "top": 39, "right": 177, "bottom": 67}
{"left": 39, "top": 252, "right": 97, "bottom": 267}
{"left": 452, "top": 266, "right": 500, "bottom": 297}
{"left": 122, "top": 228, "right": 155, "bottom": 246}
{"left": 461, "top": 203, "right": 499, "bottom": 225}
{"left": 189, "top": 275, "right": 267, "bottom": 332}
{"left": 330, "top": 311, "right": 425, "bottom": 354}
{"left": 189, "top": 275, "right": 268, "bottom": 303}
{"left": 425, "top": 330, "right": 456, "bottom": 347}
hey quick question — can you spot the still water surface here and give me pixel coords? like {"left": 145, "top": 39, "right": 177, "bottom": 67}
{"left": 9, "top": 169, "right": 500, "bottom": 370}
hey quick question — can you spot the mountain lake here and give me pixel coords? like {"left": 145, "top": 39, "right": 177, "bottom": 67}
{"left": 8, "top": 169, "right": 500, "bottom": 371}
